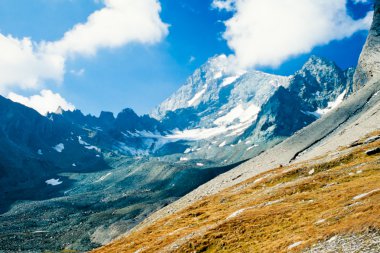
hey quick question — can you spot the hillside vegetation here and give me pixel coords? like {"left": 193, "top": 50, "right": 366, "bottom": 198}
{"left": 92, "top": 131, "right": 380, "bottom": 253}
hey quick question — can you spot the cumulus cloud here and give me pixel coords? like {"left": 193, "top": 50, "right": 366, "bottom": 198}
{"left": 0, "top": 0, "right": 168, "bottom": 94}
{"left": 7, "top": 89, "right": 75, "bottom": 115}
{"left": 45, "top": 0, "right": 168, "bottom": 57}
{"left": 0, "top": 35, "right": 64, "bottom": 94}
{"left": 213, "top": 0, "right": 374, "bottom": 69}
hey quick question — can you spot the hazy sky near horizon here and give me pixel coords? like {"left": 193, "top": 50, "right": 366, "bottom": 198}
{"left": 0, "top": 0, "right": 374, "bottom": 116}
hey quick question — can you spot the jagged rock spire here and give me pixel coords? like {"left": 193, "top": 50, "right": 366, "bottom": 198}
{"left": 353, "top": 0, "right": 380, "bottom": 91}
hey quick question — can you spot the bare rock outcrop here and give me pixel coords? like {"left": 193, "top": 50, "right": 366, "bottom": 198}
{"left": 354, "top": 0, "right": 380, "bottom": 91}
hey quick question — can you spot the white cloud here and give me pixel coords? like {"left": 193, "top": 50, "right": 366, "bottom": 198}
{"left": 70, "top": 68, "right": 85, "bottom": 76}
{"left": 7, "top": 89, "right": 75, "bottom": 115}
{"left": 0, "top": 35, "right": 64, "bottom": 94}
{"left": 353, "top": 0, "right": 370, "bottom": 3}
{"left": 213, "top": 0, "right": 374, "bottom": 69}
{"left": 45, "top": 0, "right": 168, "bottom": 57}
{"left": 212, "top": 0, "right": 235, "bottom": 11}
{"left": 0, "top": 0, "right": 168, "bottom": 94}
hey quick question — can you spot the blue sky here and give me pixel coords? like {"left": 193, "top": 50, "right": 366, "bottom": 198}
{"left": 0, "top": 0, "right": 374, "bottom": 115}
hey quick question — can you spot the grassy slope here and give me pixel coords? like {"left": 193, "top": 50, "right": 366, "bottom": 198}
{"left": 92, "top": 132, "right": 380, "bottom": 253}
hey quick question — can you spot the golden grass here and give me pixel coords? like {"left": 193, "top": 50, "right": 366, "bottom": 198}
{"left": 92, "top": 132, "right": 380, "bottom": 253}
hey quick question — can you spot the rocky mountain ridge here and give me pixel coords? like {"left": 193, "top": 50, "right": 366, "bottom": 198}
{"left": 0, "top": 54, "right": 362, "bottom": 252}
{"left": 92, "top": 4, "right": 380, "bottom": 252}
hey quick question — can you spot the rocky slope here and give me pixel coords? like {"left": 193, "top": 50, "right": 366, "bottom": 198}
{"left": 0, "top": 58, "right": 359, "bottom": 252}
{"left": 102, "top": 74, "right": 380, "bottom": 247}
{"left": 92, "top": 5, "right": 380, "bottom": 252}
{"left": 92, "top": 131, "right": 380, "bottom": 253}
{"left": 0, "top": 96, "right": 109, "bottom": 213}
{"left": 0, "top": 22, "right": 365, "bottom": 253}
{"left": 354, "top": 0, "right": 380, "bottom": 91}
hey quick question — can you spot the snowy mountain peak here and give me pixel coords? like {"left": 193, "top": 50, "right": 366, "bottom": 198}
{"left": 151, "top": 55, "right": 285, "bottom": 120}
{"left": 55, "top": 106, "right": 64, "bottom": 115}
{"left": 300, "top": 55, "right": 340, "bottom": 75}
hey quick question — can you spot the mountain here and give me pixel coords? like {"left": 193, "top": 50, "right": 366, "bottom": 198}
{"left": 149, "top": 55, "right": 355, "bottom": 166}
{"left": 152, "top": 55, "right": 289, "bottom": 130}
{"left": 101, "top": 75, "right": 380, "bottom": 252}
{"left": 0, "top": 53, "right": 358, "bottom": 251}
{"left": 48, "top": 108, "right": 167, "bottom": 156}
{"left": 0, "top": 53, "right": 357, "bottom": 251}
{"left": 242, "top": 56, "right": 354, "bottom": 142}
{"left": 0, "top": 33, "right": 367, "bottom": 253}
{"left": 0, "top": 96, "right": 110, "bottom": 212}
{"left": 94, "top": 6, "right": 380, "bottom": 252}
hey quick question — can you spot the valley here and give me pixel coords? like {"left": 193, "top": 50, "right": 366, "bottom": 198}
{"left": 0, "top": 1, "right": 379, "bottom": 252}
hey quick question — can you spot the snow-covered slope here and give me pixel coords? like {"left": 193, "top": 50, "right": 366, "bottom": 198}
{"left": 145, "top": 55, "right": 354, "bottom": 164}
{"left": 152, "top": 55, "right": 289, "bottom": 131}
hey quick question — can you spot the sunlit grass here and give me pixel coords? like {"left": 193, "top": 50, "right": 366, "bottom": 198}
{"left": 91, "top": 132, "right": 380, "bottom": 253}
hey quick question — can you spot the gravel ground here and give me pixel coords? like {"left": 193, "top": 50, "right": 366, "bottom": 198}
{"left": 304, "top": 229, "right": 380, "bottom": 253}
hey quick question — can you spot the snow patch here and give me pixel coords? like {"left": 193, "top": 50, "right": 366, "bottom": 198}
{"left": 214, "top": 104, "right": 260, "bottom": 126}
{"left": 78, "top": 136, "right": 101, "bottom": 152}
{"left": 180, "top": 157, "right": 189, "bottom": 162}
{"left": 167, "top": 120, "right": 254, "bottom": 141}
{"left": 85, "top": 145, "right": 101, "bottom": 152}
{"left": 78, "top": 136, "right": 89, "bottom": 145}
{"left": 37, "top": 149, "right": 43, "bottom": 155}
{"left": 167, "top": 127, "right": 228, "bottom": 141}
{"left": 96, "top": 172, "right": 112, "bottom": 182}
{"left": 214, "top": 71, "right": 223, "bottom": 79}
{"left": 221, "top": 75, "right": 240, "bottom": 87}
{"left": 247, "top": 145, "right": 258, "bottom": 151}
{"left": 315, "top": 90, "right": 347, "bottom": 116}
{"left": 219, "top": 141, "right": 226, "bottom": 147}
{"left": 53, "top": 143, "right": 64, "bottom": 153}
{"left": 45, "top": 178, "right": 62, "bottom": 186}
{"left": 188, "top": 88, "right": 206, "bottom": 107}
{"left": 196, "top": 163, "right": 204, "bottom": 167}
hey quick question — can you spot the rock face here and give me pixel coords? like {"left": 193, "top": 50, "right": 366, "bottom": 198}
{"left": 242, "top": 56, "right": 353, "bottom": 142}
{"left": 147, "top": 55, "right": 354, "bottom": 165}
{"left": 354, "top": 0, "right": 380, "bottom": 91}
{"left": 288, "top": 56, "right": 353, "bottom": 111}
